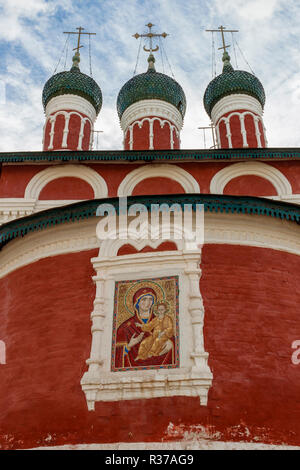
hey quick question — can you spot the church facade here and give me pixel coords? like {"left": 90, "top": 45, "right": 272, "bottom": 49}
{"left": 0, "top": 27, "right": 300, "bottom": 450}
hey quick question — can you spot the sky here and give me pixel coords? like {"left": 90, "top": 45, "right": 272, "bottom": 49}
{"left": 0, "top": 0, "right": 299, "bottom": 152}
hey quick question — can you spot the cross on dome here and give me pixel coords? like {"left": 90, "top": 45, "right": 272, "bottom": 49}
{"left": 206, "top": 25, "right": 239, "bottom": 54}
{"left": 133, "top": 22, "right": 168, "bottom": 55}
{"left": 63, "top": 26, "right": 96, "bottom": 68}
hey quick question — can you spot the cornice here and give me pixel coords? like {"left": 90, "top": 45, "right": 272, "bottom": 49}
{"left": 211, "top": 94, "right": 263, "bottom": 124}
{"left": 0, "top": 194, "right": 299, "bottom": 253}
{"left": 120, "top": 99, "right": 183, "bottom": 131}
{"left": 0, "top": 148, "right": 299, "bottom": 164}
{"left": 45, "top": 94, "right": 97, "bottom": 122}
{"left": 0, "top": 209, "right": 299, "bottom": 279}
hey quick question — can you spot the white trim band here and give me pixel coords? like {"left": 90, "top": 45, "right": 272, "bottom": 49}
{"left": 45, "top": 94, "right": 97, "bottom": 123}
{"left": 0, "top": 212, "right": 299, "bottom": 279}
{"left": 24, "top": 164, "right": 108, "bottom": 200}
{"left": 211, "top": 94, "right": 263, "bottom": 124}
{"left": 210, "top": 162, "right": 292, "bottom": 196}
{"left": 120, "top": 99, "right": 183, "bottom": 132}
{"left": 117, "top": 164, "right": 200, "bottom": 196}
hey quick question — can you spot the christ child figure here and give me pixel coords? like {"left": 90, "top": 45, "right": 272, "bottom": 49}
{"left": 135, "top": 301, "right": 174, "bottom": 360}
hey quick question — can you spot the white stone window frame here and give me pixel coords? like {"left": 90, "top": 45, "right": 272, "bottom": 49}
{"left": 81, "top": 238, "right": 212, "bottom": 411}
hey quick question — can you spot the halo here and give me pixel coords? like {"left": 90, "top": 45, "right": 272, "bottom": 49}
{"left": 124, "top": 279, "right": 165, "bottom": 316}
{"left": 153, "top": 300, "right": 170, "bottom": 316}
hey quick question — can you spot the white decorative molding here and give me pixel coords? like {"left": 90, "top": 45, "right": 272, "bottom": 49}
{"left": 81, "top": 231, "right": 212, "bottom": 410}
{"left": 270, "top": 194, "right": 300, "bottom": 204}
{"left": 24, "top": 164, "right": 108, "bottom": 200}
{"left": 224, "top": 119, "right": 233, "bottom": 149}
{"left": 127, "top": 117, "right": 179, "bottom": 150}
{"left": 0, "top": 199, "right": 84, "bottom": 225}
{"left": 44, "top": 111, "right": 92, "bottom": 151}
{"left": 31, "top": 441, "right": 300, "bottom": 450}
{"left": 215, "top": 125, "right": 221, "bottom": 148}
{"left": 205, "top": 212, "right": 300, "bottom": 254}
{"left": 253, "top": 115, "right": 262, "bottom": 147}
{"left": 211, "top": 94, "right": 263, "bottom": 124}
{"left": 210, "top": 162, "right": 293, "bottom": 196}
{"left": 120, "top": 99, "right": 183, "bottom": 132}
{"left": 45, "top": 94, "right": 97, "bottom": 123}
{"left": 0, "top": 218, "right": 100, "bottom": 279}
{"left": 217, "top": 111, "right": 265, "bottom": 149}
{"left": 118, "top": 164, "right": 200, "bottom": 196}
{"left": 0, "top": 199, "right": 36, "bottom": 224}
{"left": 0, "top": 211, "right": 300, "bottom": 279}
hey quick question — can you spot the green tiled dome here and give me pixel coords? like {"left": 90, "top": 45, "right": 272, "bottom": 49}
{"left": 203, "top": 52, "right": 265, "bottom": 117}
{"left": 117, "top": 55, "right": 186, "bottom": 119}
{"left": 42, "top": 55, "right": 102, "bottom": 115}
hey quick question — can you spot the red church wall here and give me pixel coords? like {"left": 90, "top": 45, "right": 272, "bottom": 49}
{"left": 52, "top": 114, "right": 65, "bottom": 150}
{"left": 38, "top": 177, "right": 95, "bottom": 200}
{"left": 244, "top": 114, "right": 258, "bottom": 147}
{"left": 0, "top": 161, "right": 300, "bottom": 199}
{"left": 152, "top": 120, "right": 173, "bottom": 150}
{"left": 124, "top": 129, "right": 130, "bottom": 150}
{"left": 82, "top": 121, "right": 91, "bottom": 151}
{"left": 0, "top": 244, "right": 300, "bottom": 449}
{"left": 172, "top": 128, "right": 180, "bottom": 149}
{"left": 132, "top": 120, "right": 150, "bottom": 150}
{"left": 259, "top": 120, "right": 266, "bottom": 147}
{"left": 217, "top": 109, "right": 266, "bottom": 149}
{"left": 229, "top": 115, "right": 243, "bottom": 148}
{"left": 67, "top": 114, "right": 81, "bottom": 150}
{"left": 43, "top": 111, "right": 92, "bottom": 152}
{"left": 43, "top": 120, "right": 51, "bottom": 151}
{"left": 0, "top": 165, "right": 50, "bottom": 198}
{"left": 218, "top": 120, "right": 229, "bottom": 149}
{"left": 132, "top": 177, "right": 185, "bottom": 196}
{"left": 117, "top": 241, "right": 178, "bottom": 256}
{"left": 124, "top": 118, "right": 179, "bottom": 151}
{"left": 223, "top": 175, "right": 277, "bottom": 196}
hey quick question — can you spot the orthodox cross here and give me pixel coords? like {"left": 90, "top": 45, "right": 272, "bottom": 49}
{"left": 133, "top": 22, "right": 168, "bottom": 53}
{"left": 63, "top": 26, "right": 96, "bottom": 53}
{"left": 206, "top": 25, "right": 239, "bottom": 52}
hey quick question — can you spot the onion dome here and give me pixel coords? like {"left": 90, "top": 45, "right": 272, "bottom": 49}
{"left": 42, "top": 52, "right": 102, "bottom": 115}
{"left": 203, "top": 51, "right": 265, "bottom": 118}
{"left": 117, "top": 54, "right": 186, "bottom": 119}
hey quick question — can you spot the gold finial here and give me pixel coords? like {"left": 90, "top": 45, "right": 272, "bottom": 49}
{"left": 206, "top": 25, "right": 239, "bottom": 53}
{"left": 63, "top": 26, "right": 96, "bottom": 64}
{"left": 133, "top": 22, "right": 168, "bottom": 54}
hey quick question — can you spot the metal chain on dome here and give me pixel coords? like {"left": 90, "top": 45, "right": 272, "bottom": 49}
{"left": 89, "top": 33, "right": 93, "bottom": 77}
{"left": 160, "top": 39, "right": 175, "bottom": 79}
{"left": 211, "top": 32, "right": 217, "bottom": 78}
{"left": 53, "top": 34, "right": 70, "bottom": 74}
{"left": 233, "top": 36, "right": 255, "bottom": 75}
{"left": 231, "top": 32, "right": 238, "bottom": 69}
{"left": 63, "top": 34, "right": 70, "bottom": 70}
{"left": 158, "top": 36, "right": 165, "bottom": 73}
{"left": 133, "top": 36, "right": 142, "bottom": 76}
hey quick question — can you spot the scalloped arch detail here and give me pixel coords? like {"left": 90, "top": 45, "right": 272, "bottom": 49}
{"left": 117, "top": 164, "right": 200, "bottom": 196}
{"left": 25, "top": 165, "right": 108, "bottom": 200}
{"left": 210, "top": 162, "right": 292, "bottom": 196}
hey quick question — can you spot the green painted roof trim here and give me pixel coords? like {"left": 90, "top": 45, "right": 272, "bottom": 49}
{"left": 0, "top": 148, "right": 300, "bottom": 163}
{"left": 0, "top": 194, "right": 299, "bottom": 248}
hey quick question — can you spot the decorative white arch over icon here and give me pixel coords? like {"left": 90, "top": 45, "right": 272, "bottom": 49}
{"left": 81, "top": 221, "right": 212, "bottom": 410}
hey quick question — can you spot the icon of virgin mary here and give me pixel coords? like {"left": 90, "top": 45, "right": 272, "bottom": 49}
{"left": 113, "top": 284, "right": 175, "bottom": 371}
